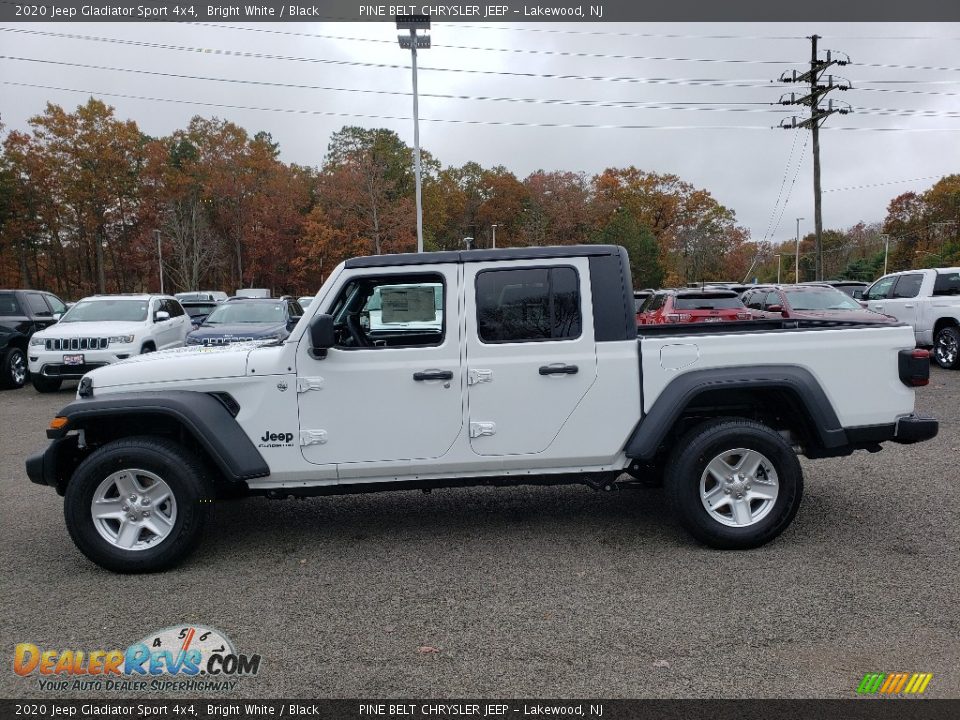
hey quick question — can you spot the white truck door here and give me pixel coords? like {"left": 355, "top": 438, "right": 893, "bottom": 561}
{"left": 296, "top": 264, "right": 463, "bottom": 466}
{"left": 881, "top": 272, "right": 924, "bottom": 341}
{"left": 463, "top": 258, "right": 598, "bottom": 456}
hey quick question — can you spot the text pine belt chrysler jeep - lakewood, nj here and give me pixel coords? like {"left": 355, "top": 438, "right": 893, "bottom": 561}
{"left": 26, "top": 246, "right": 938, "bottom": 573}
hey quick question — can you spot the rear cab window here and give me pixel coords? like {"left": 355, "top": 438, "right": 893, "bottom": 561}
{"left": 475, "top": 266, "right": 582, "bottom": 343}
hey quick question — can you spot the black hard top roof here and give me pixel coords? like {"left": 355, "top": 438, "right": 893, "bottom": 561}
{"left": 344, "top": 245, "right": 622, "bottom": 269}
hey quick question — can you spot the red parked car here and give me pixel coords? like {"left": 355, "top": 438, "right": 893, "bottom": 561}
{"left": 637, "top": 289, "right": 753, "bottom": 325}
{"left": 741, "top": 284, "right": 897, "bottom": 323}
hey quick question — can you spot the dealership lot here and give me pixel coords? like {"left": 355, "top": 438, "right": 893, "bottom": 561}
{"left": 1, "top": 370, "right": 958, "bottom": 699}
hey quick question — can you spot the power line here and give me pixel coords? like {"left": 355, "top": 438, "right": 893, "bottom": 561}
{"left": 823, "top": 176, "right": 948, "bottom": 193}
{"left": 7, "top": 80, "right": 956, "bottom": 133}
{"left": 6, "top": 56, "right": 959, "bottom": 121}
{"left": 759, "top": 131, "right": 800, "bottom": 244}
{"left": 6, "top": 28, "right": 960, "bottom": 93}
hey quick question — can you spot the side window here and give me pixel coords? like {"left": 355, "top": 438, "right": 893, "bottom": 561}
{"left": 44, "top": 294, "right": 67, "bottom": 315}
{"left": 476, "top": 266, "right": 582, "bottom": 343}
{"left": 0, "top": 293, "right": 22, "bottom": 316}
{"left": 167, "top": 299, "right": 185, "bottom": 317}
{"left": 289, "top": 302, "right": 304, "bottom": 319}
{"left": 932, "top": 272, "right": 960, "bottom": 296}
{"left": 864, "top": 276, "right": 896, "bottom": 300}
{"left": 328, "top": 273, "right": 445, "bottom": 349}
{"left": 743, "top": 291, "right": 762, "bottom": 310}
{"left": 763, "top": 291, "right": 782, "bottom": 309}
{"left": 26, "top": 293, "right": 52, "bottom": 316}
{"left": 892, "top": 274, "right": 923, "bottom": 299}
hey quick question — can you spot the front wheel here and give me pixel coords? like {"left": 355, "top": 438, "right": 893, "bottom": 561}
{"left": 31, "top": 374, "right": 62, "bottom": 393}
{"left": 933, "top": 326, "right": 960, "bottom": 369}
{"left": 665, "top": 418, "right": 803, "bottom": 549}
{"left": 63, "top": 437, "right": 213, "bottom": 573}
{"left": 0, "top": 346, "right": 27, "bottom": 389}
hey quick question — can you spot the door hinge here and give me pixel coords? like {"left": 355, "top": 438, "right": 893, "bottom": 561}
{"left": 299, "top": 430, "right": 328, "bottom": 446}
{"left": 297, "top": 377, "right": 325, "bottom": 393}
{"left": 467, "top": 369, "right": 493, "bottom": 385}
{"left": 469, "top": 421, "right": 497, "bottom": 438}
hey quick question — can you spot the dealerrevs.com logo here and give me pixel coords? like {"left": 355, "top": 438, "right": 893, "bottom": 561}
{"left": 13, "top": 624, "right": 261, "bottom": 693}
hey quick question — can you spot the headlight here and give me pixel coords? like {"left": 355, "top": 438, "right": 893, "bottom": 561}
{"left": 108, "top": 335, "right": 135, "bottom": 345}
{"left": 186, "top": 336, "right": 202, "bottom": 345}
{"left": 29, "top": 336, "right": 45, "bottom": 346}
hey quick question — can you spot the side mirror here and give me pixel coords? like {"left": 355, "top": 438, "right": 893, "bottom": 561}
{"left": 851, "top": 289, "right": 864, "bottom": 299}
{"left": 766, "top": 304, "right": 783, "bottom": 313}
{"left": 52, "top": 312, "right": 62, "bottom": 322}
{"left": 309, "top": 314, "right": 336, "bottom": 358}
{"left": 155, "top": 310, "right": 170, "bottom": 322}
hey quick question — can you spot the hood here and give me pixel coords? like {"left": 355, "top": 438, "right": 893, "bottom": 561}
{"left": 85, "top": 342, "right": 256, "bottom": 389}
{"left": 35, "top": 320, "right": 146, "bottom": 338}
{"left": 188, "top": 322, "right": 287, "bottom": 340}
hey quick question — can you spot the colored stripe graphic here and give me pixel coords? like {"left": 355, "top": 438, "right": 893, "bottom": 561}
{"left": 858, "top": 672, "right": 932, "bottom": 695}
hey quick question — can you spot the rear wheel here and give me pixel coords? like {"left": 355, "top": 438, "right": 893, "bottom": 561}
{"left": 0, "top": 346, "right": 27, "bottom": 389}
{"left": 933, "top": 326, "right": 960, "bottom": 369}
{"left": 31, "top": 373, "right": 62, "bottom": 393}
{"left": 64, "top": 436, "right": 213, "bottom": 573}
{"left": 665, "top": 418, "right": 803, "bottom": 549}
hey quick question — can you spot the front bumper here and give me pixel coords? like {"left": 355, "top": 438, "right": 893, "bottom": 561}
{"left": 28, "top": 348, "right": 130, "bottom": 378}
{"left": 25, "top": 436, "right": 80, "bottom": 492}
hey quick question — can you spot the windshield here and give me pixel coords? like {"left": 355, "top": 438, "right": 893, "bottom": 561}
{"left": 183, "top": 303, "right": 218, "bottom": 318}
{"left": 785, "top": 289, "right": 862, "bottom": 311}
{"left": 674, "top": 295, "right": 743, "bottom": 310}
{"left": 60, "top": 299, "right": 149, "bottom": 323}
{"left": 204, "top": 302, "right": 286, "bottom": 324}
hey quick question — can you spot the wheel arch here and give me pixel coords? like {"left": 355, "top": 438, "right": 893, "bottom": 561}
{"left": 38, "top": 391, "right": 269, "bottom": 493}
{"left": 933, "top": 316, "right": 959, "bottom": 337}
{"left": 625, "top": 365, "right": 847, "bottom": 461}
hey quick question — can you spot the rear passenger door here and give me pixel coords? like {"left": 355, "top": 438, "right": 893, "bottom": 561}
{"left": 463, "top": 258, "right": 598, "bottom": 456}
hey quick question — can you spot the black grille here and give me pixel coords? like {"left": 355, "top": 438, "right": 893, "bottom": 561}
{"left": 45, "top": 337, "right": 109, "bottom": 351}
{"left": 202, "top": 337, "right": 254, "bottom": 345}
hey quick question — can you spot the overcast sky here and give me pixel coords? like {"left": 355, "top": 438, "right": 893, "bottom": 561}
{"left": 1, "top": 21, "right": 958, "bottom": 245}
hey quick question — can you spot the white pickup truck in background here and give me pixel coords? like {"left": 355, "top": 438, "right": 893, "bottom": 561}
{"left": 26, "top": 245, "right": 939, "bottom": 572}
{"left": 861, "top": 267, "right": 960, "bottom": 368}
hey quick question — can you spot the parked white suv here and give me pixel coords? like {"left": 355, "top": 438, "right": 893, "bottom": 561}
{"left": 27, "top": 294, "right": 190, "bottom": 392}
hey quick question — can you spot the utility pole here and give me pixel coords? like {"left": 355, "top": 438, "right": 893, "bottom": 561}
{"left": 777, "top": 37, "right": 852, "bottom": 281}
{"left": 396, "top": 15, "right": 431, "bottom": 253}
{"left": 795, "top": 217, "right": 804, "bottom": 282}
{"left": 775, "top": 254, "right": 782, "bottom": 284}
{"left": 882, "top": 234, "right": 890, "bottom": 275}
{"left": 154, "top": 229, "right": 164, "bottom": 294}
{"left": 491, "top": 223, "right": 498, "bottom": 249}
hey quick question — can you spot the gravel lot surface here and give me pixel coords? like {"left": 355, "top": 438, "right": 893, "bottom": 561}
{"left": 1, "top": 369, "right": 957, "bottom": 699}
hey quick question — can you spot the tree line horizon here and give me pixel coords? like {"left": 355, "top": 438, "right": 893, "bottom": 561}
{"left": 1, "top": 98, "right": 957, "bottom": 300}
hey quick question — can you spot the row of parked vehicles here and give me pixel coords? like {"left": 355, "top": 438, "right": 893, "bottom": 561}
{"left": 3, "top": 264, "right": 960, "bottom": 395}
{"left": 0, "top": 288, "right": 306, "bottom": 392}
{"left": 633, "top": 267, "right": 960, "bottom": 369}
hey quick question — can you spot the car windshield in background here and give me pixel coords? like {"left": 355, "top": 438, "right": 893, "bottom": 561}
{"left": 204, "top": 302, "right": 286, "bottom": 324}
{"left": 183, "top": 303, "right": 218, "bottom": 318}
{"left": 60, "top": 299, "right": 149, "bottom": 323}
{"left": 785, "top": 289, "right": 862, "bottom": 311}
{"left": 674, "top": 294, "right": 742, "bottom": 310}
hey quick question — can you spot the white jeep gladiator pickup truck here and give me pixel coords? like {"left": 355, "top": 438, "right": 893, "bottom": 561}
{"left": 861, "top": 267, "right": 960, "bottom": 369}
{"left": 26, "top": 245, "right": 938, "bottom": 572}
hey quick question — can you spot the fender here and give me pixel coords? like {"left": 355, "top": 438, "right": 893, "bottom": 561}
{"left": 35, "top": 390, "right": 269, "bottom": 484}
{"left": 624, "top": 365, "right": 847, "bottom": 460}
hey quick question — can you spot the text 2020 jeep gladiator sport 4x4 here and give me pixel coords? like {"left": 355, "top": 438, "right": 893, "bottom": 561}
{"left": 26, "top": 246, "right": 938, "bottom": 572}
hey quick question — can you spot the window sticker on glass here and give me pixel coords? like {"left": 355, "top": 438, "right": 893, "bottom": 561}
{"left": 381, "top": 286, "right": 437, "bottom": 324}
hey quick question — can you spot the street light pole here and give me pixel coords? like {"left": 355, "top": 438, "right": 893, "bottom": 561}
{"left": 154, "top": 229, "right": 164, "bottom": 294}
{"left": 882, "top": 234, "right": 890, "bottom": 275}
{"left": 397, "top": 15, "right": 431, "bottom": 253}
{"left": 491, "top": 224, "right": 498, "bottom": 249}
{"left": 775, "top": 254, "right": 782, "bottom": 284}
{"left": 795, "top": 217, "right": 804, "bottom": 282}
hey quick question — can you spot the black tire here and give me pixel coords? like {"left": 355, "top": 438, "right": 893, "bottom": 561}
{"left": 665, "top": 418, "right": 803, "bottom": 550}
{"left": 140, "top": 342, "right": 156, "bottom": 354}
{"left": 0, "top": 346, "right": 27, "bottom": 390}
{"left": 933, "top": 325, "right": 960, "bottom": 369}
{"left": 31, "top": 374, "right": 62, "bottom": 393}
{"left": 63, "top": 436, "right": 214, "bottom": 573}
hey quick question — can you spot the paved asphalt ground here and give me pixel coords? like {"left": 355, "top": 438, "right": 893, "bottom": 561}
{"left": 1, "top": 369, "right": 957, "bottom": 700}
